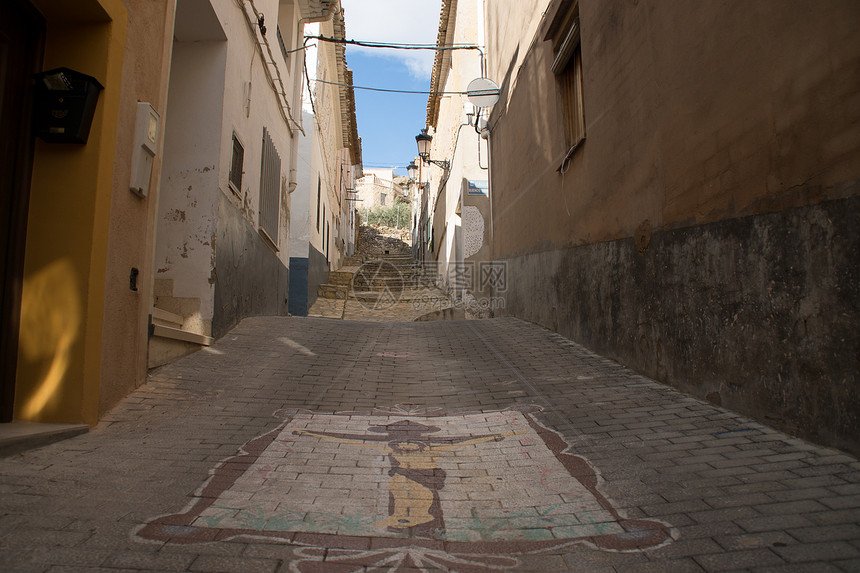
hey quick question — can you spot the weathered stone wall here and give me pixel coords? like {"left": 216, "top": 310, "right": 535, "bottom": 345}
{"left": 497, "top": 195, "right": 860, "bottom": 454}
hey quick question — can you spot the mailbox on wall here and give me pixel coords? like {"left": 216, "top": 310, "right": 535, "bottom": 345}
{"left": 33, "top": 67, "right": 103, "bottom": 144}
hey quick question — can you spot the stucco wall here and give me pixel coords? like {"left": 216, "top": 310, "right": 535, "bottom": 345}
{"left": 16, "top": 0, "right": 126, "bottom": 424}
{"left": 488, "top": 0, "right": 860, "bottom": 256}
{"left": 426, "top": 0, "right": 487, "bottom": 292}
{"left": 154, "top": 0, "right": 296, "bottom": 343}
{"left": 99, "top": 0, "right": 175, "bottom": 416}
{"left": 289, "top": 110, "right": 314, "bottom": 260}
{"left": 154, "top": 38, "right": 225, "bottom": 330}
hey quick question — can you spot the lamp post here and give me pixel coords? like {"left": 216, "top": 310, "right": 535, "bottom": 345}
{"left": 415, "top": 129, "right": 450, "bottom": 170}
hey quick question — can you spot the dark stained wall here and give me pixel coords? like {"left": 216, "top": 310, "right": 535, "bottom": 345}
{"left": 500, "top": 196, "right": 860, "bottom": 454}
{"left": 213, "top": 193, "right": 288, "bottom": 338}
{"left": 288, "top": 245, "right": 329, "bottom": 317}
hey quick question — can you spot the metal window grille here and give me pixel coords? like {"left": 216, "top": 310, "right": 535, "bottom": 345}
{"left": 229, "top": 134, "right": 244, "bottom": 195}
{"left": 276, "top": 26, "right": 290, "bottom": 64}
{"left": 259, "top": 127, "right": 281, "bottom": 244}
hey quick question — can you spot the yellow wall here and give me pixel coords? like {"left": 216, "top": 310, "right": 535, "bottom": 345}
{"left": 15, "top": 0, "right": 127, "bottom": 425}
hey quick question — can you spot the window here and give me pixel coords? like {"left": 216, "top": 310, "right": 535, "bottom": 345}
{"left": 316, "top": 178, "right": 321, "bottom": 231}
{"left": 276, "top": 26, "right": 290, "bottom": 65}
{"left": 259, "top": 127, "right": 281, "bottom": 245}
{"left": 548, "top": 1, "right": 585, "bottom": 150}
{"left": 380, "top": 193, "right": 387, "bottom": 206}
{"left": 229, "top": 133, "right": 244, "bottom": 195}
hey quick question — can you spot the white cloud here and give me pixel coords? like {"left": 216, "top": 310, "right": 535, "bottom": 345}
{"left": 340, "top": 0, "right": 443, "bottom": 79}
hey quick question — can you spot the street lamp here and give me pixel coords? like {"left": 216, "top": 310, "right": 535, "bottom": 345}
{"left": 415, "top": 129, "right": 450, "bottom": 170}
{"left": 406, "top": 161, "right": 418, "bottom": 181}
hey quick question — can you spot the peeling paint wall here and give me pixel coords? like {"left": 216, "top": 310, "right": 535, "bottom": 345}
{"left": 154, "top": 34, "right": 225, "bottom": 333}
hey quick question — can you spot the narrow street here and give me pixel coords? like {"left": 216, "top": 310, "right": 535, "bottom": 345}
{"left": 1, "top": 315, "right": 857, "bottom": 572}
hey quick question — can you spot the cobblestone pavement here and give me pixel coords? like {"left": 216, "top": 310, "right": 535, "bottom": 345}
{"left": 1, "top": 317, "right": 858, "bottom": 572}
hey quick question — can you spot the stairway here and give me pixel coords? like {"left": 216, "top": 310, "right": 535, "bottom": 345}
{"left": 317, "top": 271, "right": 352, "bottom": 300}
{"left": 148, "top": 281, "right": 214, "bottom": 368}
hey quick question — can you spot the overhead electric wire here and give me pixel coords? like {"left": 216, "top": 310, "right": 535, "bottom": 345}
{"left": 306, "top": 34, "right": 486, "bottom": 77}
{"left": 308, "top": 77, "right": 481, "bottom": 96}
{"left": 305, "top": 35, "right": 481, "bottom": 52}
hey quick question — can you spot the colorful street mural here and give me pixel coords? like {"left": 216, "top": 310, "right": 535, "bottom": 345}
{"left": 137, "top": 405, "right": 673, "bottom": 571}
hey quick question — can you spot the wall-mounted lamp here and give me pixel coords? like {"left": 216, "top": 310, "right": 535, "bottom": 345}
{"left": 415, "top": 129, "right": 450, "bottom": 170}
{"left": 406, "top": 161, "right": 418, "bottom": 180}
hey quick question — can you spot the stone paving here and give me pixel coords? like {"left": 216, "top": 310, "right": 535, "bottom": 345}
{"left": 1, "top": 316, "right": 859, "bottom": 572}
{"left": 308, "top": 293, "right": 455, "bottom": 322}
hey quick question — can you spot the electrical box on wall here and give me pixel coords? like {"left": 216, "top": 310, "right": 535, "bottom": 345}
{"left": 130, "top": 102, "right": 160, "bottom": 198}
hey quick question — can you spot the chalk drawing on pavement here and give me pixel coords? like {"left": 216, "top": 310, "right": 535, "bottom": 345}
{"left": 136, "top": 405, "right": 674, "bottom": 571}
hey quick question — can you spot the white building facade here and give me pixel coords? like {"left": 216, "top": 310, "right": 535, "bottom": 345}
{"left": 151, "top": 0, "right": 339, "bottom": 364}
{"left": 288, "top": 5, "right": 361, "bottom": 316}
{"left": 422, "top": 0, "right": 491, "bottom": 305}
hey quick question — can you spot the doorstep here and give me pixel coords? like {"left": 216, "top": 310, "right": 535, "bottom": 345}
{"left": 0, "top": 422, "right": 89, "bottom": 457}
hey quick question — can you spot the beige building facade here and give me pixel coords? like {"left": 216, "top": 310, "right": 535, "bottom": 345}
{"left": 481, "top": 0, "right": 860, "bottom": 454}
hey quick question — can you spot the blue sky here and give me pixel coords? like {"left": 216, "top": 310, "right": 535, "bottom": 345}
{"left": 339, "top": 0, "right": 442, "bottom": 176}
{"left": 347, "top": 51, "right": 431, "bottom": 174}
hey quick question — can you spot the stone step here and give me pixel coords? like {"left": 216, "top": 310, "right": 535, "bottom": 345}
{"left": 151, "top": 307, "right": 183, "bottom": 328}
{"left": 307, "top": 298, "right": 346, "bottom": 319}
{"left": 0, "top": 422, "right": 89, "bottom": 457}
{"left": 318, "top": 284, "right": 348, "bottom": 299}
{"left": 352, "top": 277, "right": 422, "bottom": 288}
{"left": 327, "top": 271, "right": 354, "bottom": 286}
{"left": 151, "top": 324, "right": 213, "bottom": 346}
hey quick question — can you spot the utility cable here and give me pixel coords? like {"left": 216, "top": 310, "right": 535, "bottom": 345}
{"left": 306, "top": 34, "right": 486, "bottom": 77}
{"left": 305, "top": 35, "right": 481, "bottom": 51}
{"left": 308, "top": 77, "right": 498, "bottom": 98}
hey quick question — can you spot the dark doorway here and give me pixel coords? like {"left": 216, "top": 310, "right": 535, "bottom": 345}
{"left": 0, "top": 0, "right": 44, "bottom": 422}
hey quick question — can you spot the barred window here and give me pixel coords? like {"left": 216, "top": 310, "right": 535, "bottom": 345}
{"left": 316, "top": 178, "right": 321, "bottom": 231}
{"left": 229, "top": 133, "right": 244, "bottom": 195}
{"left": 259, "top": 127, "right": 281, "bottom": 246}
{"left": 276, "top": 26, "right": 290, "bottom": 65}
